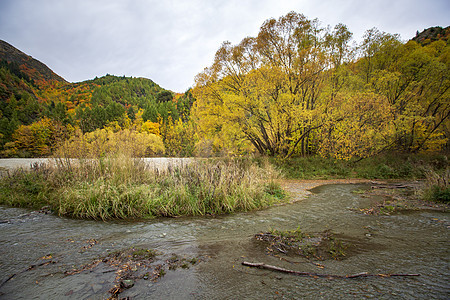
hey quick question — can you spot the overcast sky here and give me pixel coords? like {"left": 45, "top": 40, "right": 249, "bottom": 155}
{"left": 0, "top": 0, "right": 448, "bottom": 92}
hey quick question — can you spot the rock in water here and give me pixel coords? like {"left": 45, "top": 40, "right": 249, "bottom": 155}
{"left": 121, "top": 280, "right": 134, "bottom": 289}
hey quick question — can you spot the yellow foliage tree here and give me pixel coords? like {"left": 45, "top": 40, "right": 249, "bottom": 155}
{"left": 56, "top": 128, "right": 165, "bottom": 158}
{"left": 317, "top": 91, "right": 394, "bottom": 159}
{"left": 193, "top": 12, "right": 348, "bottom": 157}
{"left": 141, "top": 120, "right": 161, "bottom": 136}
{"left": 12, "top": 117, "right": 67, "bottom": 157}
{"left": 160, "top": 117, "right": 196, "bottom": 157}
{"left": 193, "top": 12, "right": 449, "bottom": 158}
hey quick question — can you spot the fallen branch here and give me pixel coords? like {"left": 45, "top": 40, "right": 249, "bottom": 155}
{"left": 241, "top": 262, "right": 420, "bottom": 279}
{"left": 371, "top": 184, "right": 412, "bottom": 189}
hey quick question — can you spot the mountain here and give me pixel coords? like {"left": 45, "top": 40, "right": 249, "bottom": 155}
{"left": 0, "top": 40, "right": 194, "bottom": 157}
{"left": 412, "top": 26, "right": 450, "bottom": 45}
{"left": 0, "top": 40, "right": 66, "bottom": 84}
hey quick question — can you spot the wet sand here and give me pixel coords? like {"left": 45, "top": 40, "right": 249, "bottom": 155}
{"left": 279, "top": 178, "right": 375, "bottom": 202}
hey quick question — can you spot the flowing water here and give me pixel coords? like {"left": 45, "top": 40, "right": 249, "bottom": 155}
{"left": 0, "top": 183, "right": 448, "bottom": 299}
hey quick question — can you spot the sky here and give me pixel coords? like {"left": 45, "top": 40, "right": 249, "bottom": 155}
{"left": 0, "top": 0, "right": 449, "bottom": 92}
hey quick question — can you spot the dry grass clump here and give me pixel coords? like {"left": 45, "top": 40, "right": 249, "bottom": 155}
{"left": 0, "top": 153, "right": 286, "bottom": 220}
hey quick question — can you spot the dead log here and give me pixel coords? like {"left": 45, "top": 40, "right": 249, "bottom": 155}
{"left": 241, "top": 262, "right": 420, "bottom": 279}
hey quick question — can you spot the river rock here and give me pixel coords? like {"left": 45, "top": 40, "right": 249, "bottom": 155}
{"left": 121, "top": 279, "right": 134, "bottom": 289}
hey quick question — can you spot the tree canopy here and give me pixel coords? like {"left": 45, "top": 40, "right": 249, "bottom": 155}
{"left": 192, "top": 12, "right": 449, "bottom": 159}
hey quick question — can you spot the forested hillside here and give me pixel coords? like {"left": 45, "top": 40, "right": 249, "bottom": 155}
{"left": 0, "top": 40, "right": 195, "bottom": 157}
{"left": 412, "top": 26, "right": 450, "bottom": 45}
{"left": 0, "top": 40, "right": 66, "bottom": 83}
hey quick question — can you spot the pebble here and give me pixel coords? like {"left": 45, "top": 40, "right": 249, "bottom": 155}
{"left": 121, "top": 279, "right": 134, "bottom": 289}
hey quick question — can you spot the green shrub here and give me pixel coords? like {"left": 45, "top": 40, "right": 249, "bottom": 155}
{"left": 269, "top": 156, "right": 351, "bottom": 179}
{"left": 422, "top": 168, "right": 450, "bottom": 203}
{"left": 0, "top": 165, "right": 53, "bottom": 208}
{"left": 272, "top": 153, "right": 445, "bottom": 180}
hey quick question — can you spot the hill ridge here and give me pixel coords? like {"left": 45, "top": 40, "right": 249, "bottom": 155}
{"left": 412, "top": 26, "right": 450, "bottom": 44}
{"left": 0, "top": 39, "right": 66, "bottom": 83}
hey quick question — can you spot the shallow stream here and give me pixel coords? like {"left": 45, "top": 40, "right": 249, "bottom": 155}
{"left": 0, "top": 183, "right": 448, "bottom": 299}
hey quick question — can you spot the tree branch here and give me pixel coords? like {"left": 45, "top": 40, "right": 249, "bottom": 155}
{"left": 242, "top": 261, "right": 420, "bottom": 279}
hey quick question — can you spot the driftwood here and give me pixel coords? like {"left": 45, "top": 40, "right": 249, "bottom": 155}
{"left": 371, "top": 184, "right": 413, "bottom": 189}
{"left": 242, "top": 262, "right": 420, "bottom": 279}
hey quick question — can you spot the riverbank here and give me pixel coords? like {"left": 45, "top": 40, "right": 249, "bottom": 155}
{"left": 1, "top": 155, "right": 447, "bottom": 220}
{"left": 269, "top": 153, "right": 448, "bottom": 180}
{"left": 282, "top": 178, "right": 448, "bottom": 212}
{"left": 0, "top": 155, "right": 287, "bottom": 220}
{"left": 280, "top": 179, "right": 374, "bottom": 202}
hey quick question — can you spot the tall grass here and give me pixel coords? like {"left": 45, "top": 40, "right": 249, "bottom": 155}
{"left": 0, "top": 154, "right": 286, "bottom": 220}
{"left": 270, "top": 153, "right": 448, "bottom": 180}
{"left": 422, "top": 168, "right": 450, "bottom": 203}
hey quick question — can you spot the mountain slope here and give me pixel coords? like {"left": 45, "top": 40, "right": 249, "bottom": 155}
{"left": 0, "top": 40, "right": 66, "bottom": 84}
{"left": 0, "top": 40, "right": 194, "bottom": 157}
{"left": 412, "top": 26, "right": 450, "bottom": 45}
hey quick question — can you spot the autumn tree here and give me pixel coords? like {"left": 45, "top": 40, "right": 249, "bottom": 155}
{"left": 160, "top": 116, "right": 196, "bottom": 157}
{"left": 193, "top": 12, "right": 449, "bottom": 158}
{"left": 360, "top": 35, "right": 450, "bottom": 152}
{"left": 193, "top": 12, "right": 360, "bottom": 157}
{"left": 56, "top": 127, "right": 165, "bottom": 158}
{"left": 11, "top": 117, "right": 67, "bottom": 156}
{"left": 193, "top": 12, "right": 331, "bottom": 156}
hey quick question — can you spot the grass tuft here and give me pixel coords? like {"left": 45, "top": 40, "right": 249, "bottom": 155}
{"left": 0, "top": 154, "right": 286, "bottom": 220}
{"left": 422, "top": 168, "right": 450, "bottom": 203}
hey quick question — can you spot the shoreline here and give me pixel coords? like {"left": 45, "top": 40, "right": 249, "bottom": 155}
{"left": 0, "top": 157, "right": 192, "bottom": 174}
{"left": 279, "top": 178, "right": 448, "bottom": 213}
{"left": 279, "top": 179, "right": 375, "bottom": 202}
